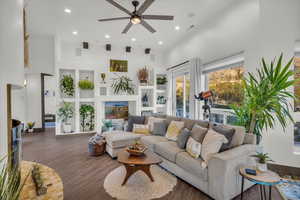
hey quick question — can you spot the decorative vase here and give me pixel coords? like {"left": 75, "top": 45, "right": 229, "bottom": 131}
{"left": 63, "top": 123, "right": 72, "bottom": 133}
{"left": 257, "top": 163, "right": 268, "bottom": 172}
{"left": 101, "top": 73, "right": 106, "bottom": 84}
{"left": 108, "top": 127, "right": 114, "bottom": 131}
{"left": 28, "top": 128, "right": 34, "bottom": 133}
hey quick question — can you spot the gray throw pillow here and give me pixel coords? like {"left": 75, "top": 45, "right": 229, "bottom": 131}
{"left": 152, "top": 122, "right": 167, "bottom": 136}
{"left": 191, "top": 124, "right": 208, "bottom": 143}
{"left": 212, "top": 123, "right": 235, "bottom": 151}
{"left": 177, "top": 128, "right": 191, "bottom": 149}
{"left": 126, "top": 115, "right": 145, "bottom": 132}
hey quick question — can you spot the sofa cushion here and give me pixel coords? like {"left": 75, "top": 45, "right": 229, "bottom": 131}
{"left": 177, "top": 128, "right": 191, "bottom": 149}
{"left": 229, "top": 125, "right": 246, "bottom": 148}
{"left": 176, "top": 152, "right": 208, "bottom": 181}
{"left": 132, "top": 124, "right": 150, "bottom": 135}
{"left": 186, "top": 136, "right": 202, "bottom": 158}
{"left": 165, "top": 116, "right": 182, "bottom": 126}
{"left": 140, "top": 135, "right": 168, "bottom": 150}
{"left": 212, "top": 124, "right": 235, "bottom": 151}
{"left": 182, "top": 118, "right": 209, "bottom": 130}
{"left": 191, "top": 124, "right": 208, "bottom": 143}
{"left": 165, "top": 121, "right": 185, "bottom": 141}
{"left": 155, "top": 141, "right": 184, "bottom": 163}
{"left": 105, "top": 131, "right": 141, "bottom": 148}
{"left": 127, "top": 115, "right": 145, "bottom": 132}
{"left": 152, "top": 121, "right": 167, "bottom": 136}
{"left": 147, "top": 117, "right": 165, "bottom": 133}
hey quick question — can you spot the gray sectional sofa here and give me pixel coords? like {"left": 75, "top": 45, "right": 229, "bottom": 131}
{"left": 104, "top": 115, "right": 257, "bottom": 200}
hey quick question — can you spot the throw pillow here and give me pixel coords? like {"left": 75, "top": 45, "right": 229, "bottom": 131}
{"left": 177, "top": 128, "right": 191, "bottom": 149}
{"left": 152, "top": 122, "right": 167, "bottom": 136}
{"left": 186, "top": 136, "right": 202, "bottom": 158}
{"left": 126, "top": 115, "right": 145, "bottom": 132}
{"left": 191, "top": 124, "right": 208, "bottom": 143}
{"left": 132, "top": 124, "right": 150, "bottom": 135}
{"left": 212, "top": 124, "right": 235, "bottom": 151}
{"left": 201, "top": 129, "right": 228, "bottom": 164}
{"left": 147, "top": 117, "right": 165, "bottom": 132}
{"left": 165, "top": 121, "right": 185, "bottom": 141}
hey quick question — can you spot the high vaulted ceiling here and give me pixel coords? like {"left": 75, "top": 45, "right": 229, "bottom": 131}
{"left": 26, "top": 0, "right": 239, "bottom": 50}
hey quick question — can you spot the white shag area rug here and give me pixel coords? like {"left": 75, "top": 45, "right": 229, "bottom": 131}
{"left": 104, "top": 165, "right": 177, "bottom": 200}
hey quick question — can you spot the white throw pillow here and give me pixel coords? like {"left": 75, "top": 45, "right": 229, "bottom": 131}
{"left": 132, "top": 124, "right": 150, "bottom": 135}
{"left": 165, "top": 121, "right": 185, "bottom": 141}
{"left": 147, "top": 117, "right": 165, "bottom": 132}
{"left": 201, "top": 129, "right": 228, "bottom": 166}
{"left": 186, "top": 137, "right": 202, "bottom": 158}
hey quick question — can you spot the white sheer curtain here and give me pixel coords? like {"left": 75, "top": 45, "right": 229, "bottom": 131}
{"left": 189, "top": 58, "right": 202, "bottom": 120}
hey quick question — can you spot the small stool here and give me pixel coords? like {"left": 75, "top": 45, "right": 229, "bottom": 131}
{"left": 89, "top": 140, "right": 106, "bottom": 156}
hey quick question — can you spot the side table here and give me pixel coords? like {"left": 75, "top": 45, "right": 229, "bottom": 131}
{"left": 239, "top": 167, "right": 281, "bottom": 200}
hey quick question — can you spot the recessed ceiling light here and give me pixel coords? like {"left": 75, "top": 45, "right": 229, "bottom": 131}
{"left": 72, "top": 31, "right": 78, "bottom": 35}
{"left": 131, "top": 38, "right": 136, "bottom": 42}
{"left": 64, "top": 8, "right": 71, "bottom": 14}
{"left": 158, "top": 41, "right": 163, "bottom": 45}
{"left": 175, "top": 26, "right": 180, "bottom": 31}
{"left": 105, "top": 34, "right": 110, "bottom": 39}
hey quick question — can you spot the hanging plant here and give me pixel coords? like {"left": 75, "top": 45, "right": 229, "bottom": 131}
{"left": 80, "top": 104, "right": 95, "bottom": 132}
{"left": 111, "top": 75, "right": 135, "bottom": 95}
{"left": 60, "top": 75, "right": 75, "bottom": 96}
{"left": 78, "top": 79, "right": 94, "bottom": 90}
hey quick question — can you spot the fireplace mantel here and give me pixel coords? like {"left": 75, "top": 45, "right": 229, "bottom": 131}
{"left": 97, "top": 95, "right": 139, "bottom": 102}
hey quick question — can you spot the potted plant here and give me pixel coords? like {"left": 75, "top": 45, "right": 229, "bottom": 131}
{"left": 60, "top": 75, "right": 75, "bottom": 97}
{"left": 57, "top": 102, "right": 74, "bottom": 133}
{"left": 111, "top": 75, "right": 135, "bottom": 95}
{"left": 78, "top": 79, "right": 94, "bottom": 90}
{"left": 102, "top": 119, "right": 114, "bottom": 131}
{"left": 27, "top": 122, "right": 35, "bottom": 133}
{"left": 137, "top": 67, "right": 149, "bottom": 85}
{"left": 251, "top": 153, "right": 273, "bottom": 172}
{"left": 231, "top": 54, "right": 296, "bottom": 143}
{"left": 79, "top": 104, "right": 95, "bottom": 132}
{"left": 157, "top": 75, "right": 167, "bottom": 85}
{"left": 0, "top": 156, "right": 28, "bottom": 200}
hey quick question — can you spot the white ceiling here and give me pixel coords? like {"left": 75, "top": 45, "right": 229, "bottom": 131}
{"left": 26, "top": 0, "right": 239, "bottom": 51}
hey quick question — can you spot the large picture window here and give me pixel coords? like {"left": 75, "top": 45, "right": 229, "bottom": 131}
{"left": 207, "top": 66, "right": 244, "bottom": 109}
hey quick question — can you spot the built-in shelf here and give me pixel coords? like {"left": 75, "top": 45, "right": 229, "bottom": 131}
{"left": 156, "top": 89, "right": 166, "bottom": 93}
{"left": 156, "top": 104, "right": 166, "bottom": 108}
{"left": 139, "top": 85, "right": 155, "bottom": 89}
{"left": 141, "top": 107, "right": 155, "bottom": 111}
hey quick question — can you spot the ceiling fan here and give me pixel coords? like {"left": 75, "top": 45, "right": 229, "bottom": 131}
{"left": 98, "top": 0, "right": 174, "bottom": 34}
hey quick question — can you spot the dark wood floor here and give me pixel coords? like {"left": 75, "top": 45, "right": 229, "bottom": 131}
{"left": 22, "top": 129, "right": 282, "bottom": 200}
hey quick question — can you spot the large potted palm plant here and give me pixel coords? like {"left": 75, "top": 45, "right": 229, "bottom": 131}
{"left": 231, "top": 54, "right": 296, "bottom": 143}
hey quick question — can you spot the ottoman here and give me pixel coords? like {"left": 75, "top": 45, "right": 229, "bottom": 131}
{"left": 104, "top": 131, "right": 141, "bottom": 158}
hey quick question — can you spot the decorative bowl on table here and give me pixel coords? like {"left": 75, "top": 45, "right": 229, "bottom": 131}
{"left": 126, "top": 142, "right": 147, "bottom": 156}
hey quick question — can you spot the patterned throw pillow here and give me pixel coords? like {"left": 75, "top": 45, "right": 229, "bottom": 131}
{"left": 147, "top": 117, "right": 165, "bottom": 133}
{"left": 201, "top": 129, "right": 228, "bottom": 165}
{"left": 132, "top": 124, "right": 150, "bottom": 135}
{"left": 186, "top": 136, "right": 202, "bottom": 158}
{"left": 165, "top": 121, "right": 185, "bottom": 141}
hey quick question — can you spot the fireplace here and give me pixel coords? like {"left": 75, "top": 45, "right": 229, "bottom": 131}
{"left": 105, "top": 101, "right": 129, "bottom": 119}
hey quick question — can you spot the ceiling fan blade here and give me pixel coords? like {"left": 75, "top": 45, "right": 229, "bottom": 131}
{"left": 142, "top": 15, "right": 174, "bottom": 20}
{"left": 137, "top": 0, "right": 155, "bottom": 15}
{"left": 140, "top": 20, "right": 156, "bottom": 33}
{"left": 105, "top": 0, "right": 132, "bottom": 16}
{"left": 98, "top": 17, "right": 130, "bottom": 22}
{"left": 122, "top": 22, "right": 133, "bottom": 34}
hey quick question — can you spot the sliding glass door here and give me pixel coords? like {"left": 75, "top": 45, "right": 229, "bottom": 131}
{"left": 174, "top": 72, "right": 190, "bottom": 118}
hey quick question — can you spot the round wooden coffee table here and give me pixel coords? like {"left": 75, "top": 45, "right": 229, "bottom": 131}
{"left": 239, "top": 167, "right": 281, "bottom": 200}
{"left": 117, "top": 150, "right": 162, "bottom": 186}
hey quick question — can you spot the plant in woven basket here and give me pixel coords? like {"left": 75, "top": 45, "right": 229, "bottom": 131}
{"left": 60, "top": 75, "right": 75, "bottom": 97}
{"left": 137, "top": 67, "right": 149, "bottom": 84}
{"left": 111, "top": 75, "right": 135, "bottom": 95}
{"left": 78, "top": 79, "right": 94, "bottom": 90}
{"left": 0, "top": 156, "right": 29, "bottom": 200}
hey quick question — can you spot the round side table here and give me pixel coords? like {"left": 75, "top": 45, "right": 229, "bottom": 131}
{"left": 239, "top": 167, "right": 281, "bottom": 200}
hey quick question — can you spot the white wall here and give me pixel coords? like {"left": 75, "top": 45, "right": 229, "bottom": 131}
{"left": 59, "top": 41, "right": 165, "bottom": 85}
{"left": 0, "top": 0, "right": 24, "bottom": 158}
{"left": 163, "top": 0, "right": 300, "bottom": 167}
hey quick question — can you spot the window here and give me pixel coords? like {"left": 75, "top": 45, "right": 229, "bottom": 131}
{"left": 207, "top": 66, "right": 244, "bottom": 109}
{"left": 294, "top": 56, "right": 300, "bottom": 151}
{"left": 174, "top": 72, "right": 190, "bottom": 118}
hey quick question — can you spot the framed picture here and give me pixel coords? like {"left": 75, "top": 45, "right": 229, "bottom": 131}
{"left": 110, "top": 59, "right": 128, "bottom": 72}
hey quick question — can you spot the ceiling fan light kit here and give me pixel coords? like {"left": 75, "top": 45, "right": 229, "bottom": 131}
{"left": 98, "top": 0, "right": 174, "bottom": 34}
